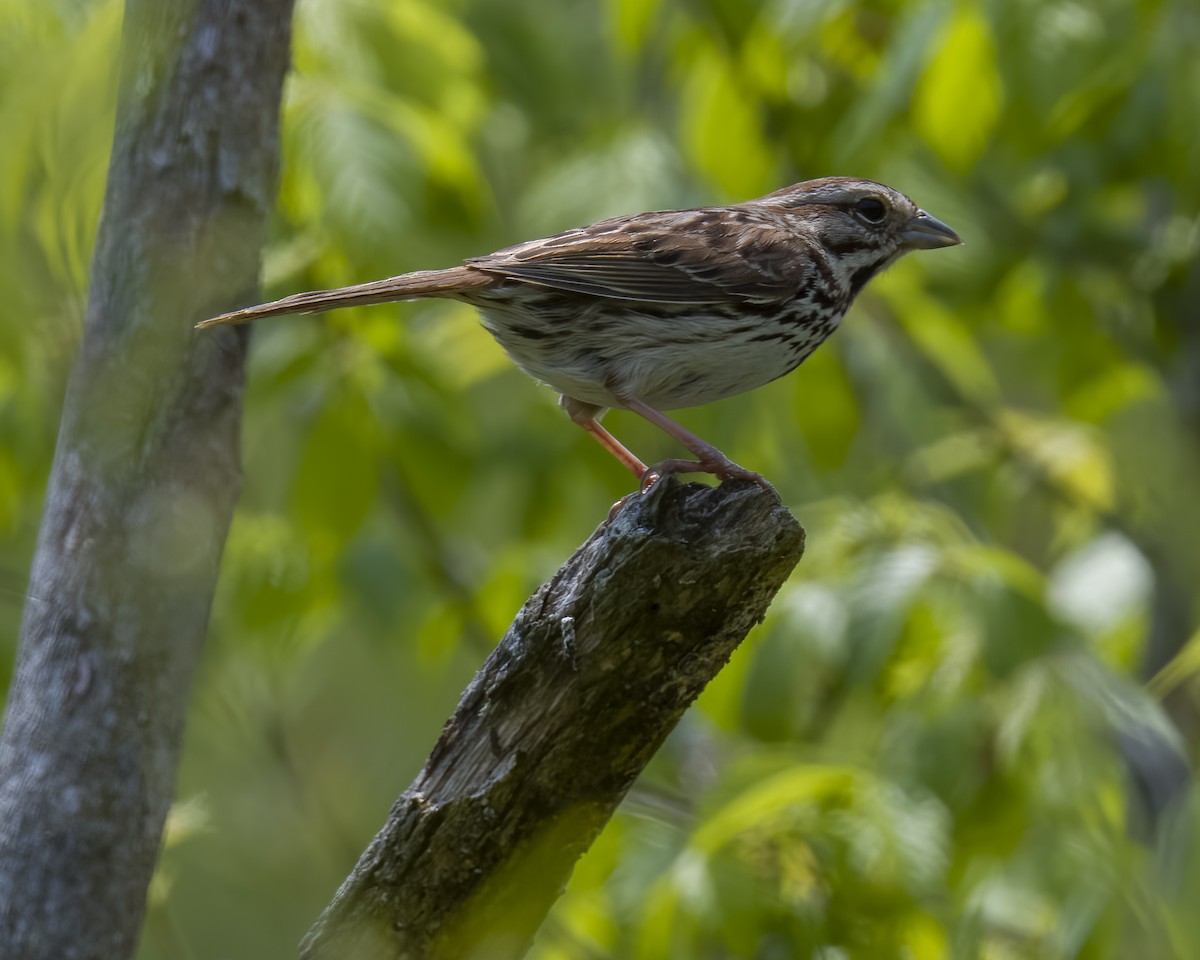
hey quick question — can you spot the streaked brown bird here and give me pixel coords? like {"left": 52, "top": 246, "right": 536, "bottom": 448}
{"left": 199, "top": 177, "right": 960, "bottom": 488}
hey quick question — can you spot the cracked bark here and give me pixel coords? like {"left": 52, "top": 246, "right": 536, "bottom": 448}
{"left": 0, "top": 2, "right": 295, "bottom": 957}
{"left": 301, "top": 478, "right": 805, "bottom": 960}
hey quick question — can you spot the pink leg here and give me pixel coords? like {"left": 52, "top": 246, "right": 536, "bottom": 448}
{"left": 578, "top": 418, "right": 650, "bottom": 479}
{"left": 561, "top": 396, "right": 650, "bottom": 479}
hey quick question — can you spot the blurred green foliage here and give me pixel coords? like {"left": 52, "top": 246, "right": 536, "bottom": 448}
{"left": 2, "top": 0, "right": 1199, "bottom": 956}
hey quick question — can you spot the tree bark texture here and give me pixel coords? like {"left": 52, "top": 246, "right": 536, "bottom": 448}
{"left": 301, "top": 478, "right": 805, "bottom": 960}
{"left": 0, "top": 2, "right": 294, "bottom": 958}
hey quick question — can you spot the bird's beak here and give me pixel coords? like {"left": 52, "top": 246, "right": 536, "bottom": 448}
{"left": 902, "top": 210, "right": 962, "bottom": 249}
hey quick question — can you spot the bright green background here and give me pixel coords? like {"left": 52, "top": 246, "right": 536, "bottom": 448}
{"left": 2, "top": 0, "right": 1199, "bottom": 957}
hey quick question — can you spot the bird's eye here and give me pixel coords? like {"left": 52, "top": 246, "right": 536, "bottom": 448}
{"left": 855, "top": 197, "right": 887, "bottom": 223}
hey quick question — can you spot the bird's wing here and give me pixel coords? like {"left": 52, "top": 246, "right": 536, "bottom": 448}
{"left": 467, "top": 208, "right": 809, "bottom": 304}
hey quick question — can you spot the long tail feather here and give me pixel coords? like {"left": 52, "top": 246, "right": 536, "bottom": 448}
{"left": 196, "top": 266, "right": 487, "bottom": 329}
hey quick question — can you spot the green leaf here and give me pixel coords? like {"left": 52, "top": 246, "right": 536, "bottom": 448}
{"left": 290, "top": 386, "right": 381, "bottom": 546}
{"left": 879, "top": 269, "right": 1001, "bottom": 405}
{"left": 693, "top": 766, "right": 858, "bottom": 853}
{"left": 680, "top": 43, "right": 776, "bottom": 198}
{"left": 611, "top": 0, "right": 665, "bottom": 51}
{"left": 914, "top": 4, "right": 1003, "bottom": 172}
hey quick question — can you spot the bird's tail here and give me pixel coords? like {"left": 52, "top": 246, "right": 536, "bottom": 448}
{"left": 196, "top": 265, "right": 489, "bottom": 329}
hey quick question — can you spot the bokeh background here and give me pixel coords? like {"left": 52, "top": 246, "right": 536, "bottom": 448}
{"left": 3, "top": 0, "right": 1199, "bottom": 956}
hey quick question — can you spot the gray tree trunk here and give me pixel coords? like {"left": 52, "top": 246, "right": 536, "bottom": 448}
{"left": 0, "top": 1, "right": 295, "bottom": 957}
{"left": 301, "top": 479, "right": 805, "bottom": 960}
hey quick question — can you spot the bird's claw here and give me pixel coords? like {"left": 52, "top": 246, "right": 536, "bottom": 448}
{"left": 639, "top": 459, "right": 700, "bottom": 488}
{"left": 712, "top": 462, "right": 777, "bottom": 494}
{"left": 640, "top": 456, "right": 781, "bottom": 500}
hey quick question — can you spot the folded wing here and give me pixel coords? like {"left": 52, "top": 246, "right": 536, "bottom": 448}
{"left": 468, "top": 208, "right": 809, "bottom": 304}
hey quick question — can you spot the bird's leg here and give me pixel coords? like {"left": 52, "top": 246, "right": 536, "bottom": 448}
{"left": 562, "top": 396, "right": 674, "bottom": 518}
{"left": 621, "top": 396, "right": 775, "bottom": 492}
{"left": 580, "top": 419, "right": 654, "bottom": 480}
{"left": 561, "top": 396, "right": 654, "bottom": 480}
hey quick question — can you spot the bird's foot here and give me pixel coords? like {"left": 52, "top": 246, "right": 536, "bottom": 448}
{"left": 644, "top": 456, "right": 780, "bottom": 499}
{"left": 607, "top": 457, "right": 779, "bottom": 522}
{"left": 639, "top": 459, "right": 701, "bottom": 489}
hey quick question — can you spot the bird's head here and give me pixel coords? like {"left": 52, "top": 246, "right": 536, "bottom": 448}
{"left": 757, "top": 177, "right": 961, "bottom": 286}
